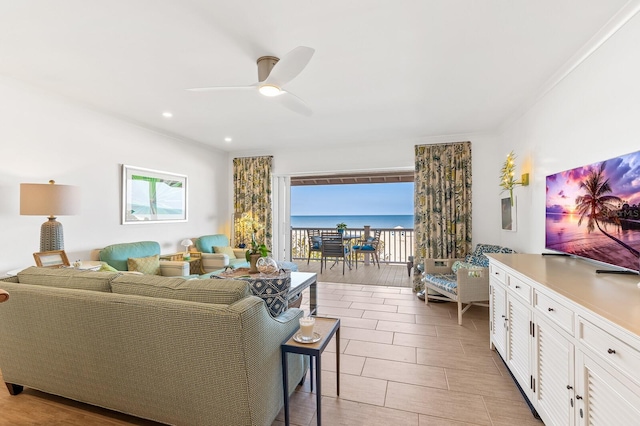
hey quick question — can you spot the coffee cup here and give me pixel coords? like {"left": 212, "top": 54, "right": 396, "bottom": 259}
{"left": 299, "top": 317, "right": 316, "bottom": 341}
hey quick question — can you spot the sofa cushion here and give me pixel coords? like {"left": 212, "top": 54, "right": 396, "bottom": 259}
{"left": 111, "top": 274, "right": 250, "bottom": 305}
{"left": 213, "top": 246, "right": 237, "bottom": 259}
{"left": 196, "top": 235, "right": 231, "bottom": 254}
{"left": 16, "top": 267, "right": 117, "bottom": 292}
{"left": 127, "top": 254, "right": 161, "bottom": 275}
{"left": 99, "top": 241, "right": 161, "bottom": 271}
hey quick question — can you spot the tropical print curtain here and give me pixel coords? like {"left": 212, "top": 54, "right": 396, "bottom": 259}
{"left": 233, "top": 156, "right": 273, "bottom": 249}
{"left": 413, "top": 142, "right": 472, "bottom": 291}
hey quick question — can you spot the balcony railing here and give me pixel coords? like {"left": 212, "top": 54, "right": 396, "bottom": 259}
{"left": 291, "top": 227, "right": 414, "bottom": 264}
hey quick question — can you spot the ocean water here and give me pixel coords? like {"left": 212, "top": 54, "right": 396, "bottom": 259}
{"left": 291, "top": 215, "right": 414, "bottom": 229}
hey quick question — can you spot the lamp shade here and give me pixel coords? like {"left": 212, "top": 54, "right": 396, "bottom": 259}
{"left": 20, "top": 181, "right": 80, "bottom": 216}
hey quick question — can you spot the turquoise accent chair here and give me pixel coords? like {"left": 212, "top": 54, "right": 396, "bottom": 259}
{"left": 195, "top": 235, "right": 249, "bottom": 272}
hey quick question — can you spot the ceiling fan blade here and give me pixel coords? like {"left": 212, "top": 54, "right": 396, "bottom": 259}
{"left": 277, "top": 90, "right": 312, "bottom": 116}
{"left": 264, "top": 46, "right": 315, "bottom": 88}
{"left": 186, "top": 85, "right": 256, "bottom": 92}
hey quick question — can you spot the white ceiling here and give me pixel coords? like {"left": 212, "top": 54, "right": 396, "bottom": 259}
{"left": 0, "top": 0, "right": 630, "bottom": 152}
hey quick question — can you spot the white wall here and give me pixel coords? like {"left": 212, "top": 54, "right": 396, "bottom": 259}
{"left": 0, "top": 77, "right": 229, "bottom": 272}
{"left": 498, "top": 10, "right": 640, "bottom": 253}
{"left": 230, "top": 132, "right": 501, "bottom": 248}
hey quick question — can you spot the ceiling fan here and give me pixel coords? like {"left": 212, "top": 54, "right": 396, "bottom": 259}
{"left": 186, "top": 46, "right": 315, "bottom": 116}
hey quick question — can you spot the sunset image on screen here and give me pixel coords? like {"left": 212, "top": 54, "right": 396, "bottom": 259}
{"left": 545, "top": 150, "right": 640, "bottom": 272}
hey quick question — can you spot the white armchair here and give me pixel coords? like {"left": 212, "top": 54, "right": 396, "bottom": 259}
{"left": 421, "top": 244, "right": 515, "bottom": 325}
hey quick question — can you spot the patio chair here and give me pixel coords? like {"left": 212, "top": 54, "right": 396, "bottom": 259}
{"left": 320, "top": 232, "right": 351, "bottom": 275}
{"left": 307, "top": 229, "right": 322, "bottom": 264}
{"left": 352, "top": 229, "right": 381, "bottom": 269}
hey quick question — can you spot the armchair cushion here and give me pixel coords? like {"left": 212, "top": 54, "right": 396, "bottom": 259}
{"left": 451, "top": 260, "right": 474, "bottom": 274}
{"left": 195, "top": 235, "right": 232, "bottom": 254}
{"left": 213, "top": 246, "right": 237, "bottom": 259}
{"left": 99, "top": 241, "right": 161, "bottom": 271}
{"left": 311, "top": 236, "right": 322, "bottom": 249}
{"left": 465, "top": 244, "right": 516, "bottom": 267}
{"left": 127, "top": 254, "right": 161, "bottom": 275}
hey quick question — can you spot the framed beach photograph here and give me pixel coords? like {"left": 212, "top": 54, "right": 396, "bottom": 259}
{"left": 122, "top": 165, "right": 188, "bottom": 224}
{"left": 501, "top": 197, "right": 516, "bottom": 231}
{"left": 33, "top": 250, "right": 70, "bottom": 268}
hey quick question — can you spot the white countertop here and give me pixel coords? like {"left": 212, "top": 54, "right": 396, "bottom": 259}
{"left": 488, "top": 253, "right": 640, "bottom": 337}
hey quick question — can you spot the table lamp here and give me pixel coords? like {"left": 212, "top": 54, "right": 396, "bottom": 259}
{"left": 181, "top": 239, "right": 193, "bottom": 258}
{"left": 20, "top": 180, "right": 80, "bottom": 251}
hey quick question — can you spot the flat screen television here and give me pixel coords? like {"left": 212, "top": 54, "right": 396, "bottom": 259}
{"left": 545, "top": 149, "right": 640, "bottom": 273}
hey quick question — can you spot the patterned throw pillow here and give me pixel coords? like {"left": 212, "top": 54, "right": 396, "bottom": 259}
{"left": 213, "top": 246, "right": 237, "bottom": 259}
{"left": 127, "top": 254, "right": 161, "bottom": 275}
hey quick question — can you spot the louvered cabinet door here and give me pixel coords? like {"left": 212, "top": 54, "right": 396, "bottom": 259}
{"left": 506, "top": 294, "right": 532, "bottom": 397}
{"left": 534, "top": 317, "right": 574, "bottom": 426}
{"left": 490, "top": 280, "right": 507, "bottom": 358}
{"left": 575, "top": 351, "right": 640, "bottom": 425}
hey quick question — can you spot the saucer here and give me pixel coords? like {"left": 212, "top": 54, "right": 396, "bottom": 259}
{"left": 293, "top": 331, "right": 321, "bottom": 344}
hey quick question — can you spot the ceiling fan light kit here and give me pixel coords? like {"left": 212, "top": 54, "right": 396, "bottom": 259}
{"left": 258, "top": 84, "right": 282, "bottom": 97}
{"left": 186, "top": 46, "right": 315, "bottom": 115}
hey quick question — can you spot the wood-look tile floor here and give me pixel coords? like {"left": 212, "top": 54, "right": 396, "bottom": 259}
{"left": 272, "top": 282, "right": 544, "bottom": 426}
{"left": 0, "top": 274, "right": 543, "bottom": 425}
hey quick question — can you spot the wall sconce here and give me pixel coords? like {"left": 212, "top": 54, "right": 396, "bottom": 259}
{"left": 20, "top": 180, "right": 80, "bottom": 251}
{"left": 500, "top": 151, "right": 529, "bottom": 205}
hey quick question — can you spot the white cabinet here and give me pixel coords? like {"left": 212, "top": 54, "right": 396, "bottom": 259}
{"left": 575, "top": 351, "right": 640, "bottom": 425}
{"left": 506, "top": 293, "right": 532, "bottom": 396}
{"left": 488, "top": 254, "right": 640, "bottom": 426}
{"left": 489, "top": 277, "right": 507, "bottom": 358}
{"left": 533, "top": 316, "right": 574, "bottom": 426}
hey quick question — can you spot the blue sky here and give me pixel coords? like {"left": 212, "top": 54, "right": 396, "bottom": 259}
{"left": 291, "top": 183, "right": 414, "bottom": 215}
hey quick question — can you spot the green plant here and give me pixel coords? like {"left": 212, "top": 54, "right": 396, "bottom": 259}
{"left": 245, "top": 233, "right": 271, "bottom": 260}
{"left": 336, "top": 222, "right": 347, "bottom": 230}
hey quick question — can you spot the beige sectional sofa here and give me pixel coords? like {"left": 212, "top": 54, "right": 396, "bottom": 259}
{"left": 0, "top": 267, "right": 306, "bottom": 426}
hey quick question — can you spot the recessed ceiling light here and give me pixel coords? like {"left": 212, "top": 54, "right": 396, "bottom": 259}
{"left": 224, "top": 137, "right": 233, "bottom": 143}
{"left": 162, "top": 112, "right": 173, "bottom": 118}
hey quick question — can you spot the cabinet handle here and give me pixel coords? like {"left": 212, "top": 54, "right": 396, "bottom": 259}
{"left": 548, "top": 307, "right": 554, "bottom": 312}
{"left": 608, "top": 348, "right": 616, "bottom": 354}
{"left": 566, "top": 385, "right": 573, "bottom": 390}
{"left": 576, "top": 395, "right": 583, "bottom": 400}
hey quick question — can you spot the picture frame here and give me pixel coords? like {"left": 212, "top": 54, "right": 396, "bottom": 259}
{"left": 501, "top": 197, "right": 517, "bottom": 231}
{"left": 33, "top": 250, "right": 70, "bottom": 268}
{"left": 122, "top": 165, "right": 188, "bottom": 224}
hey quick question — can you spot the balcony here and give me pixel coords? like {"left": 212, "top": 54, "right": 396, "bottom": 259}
{"left": 291, "top": 227, "right": 414, "bottom": 265}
